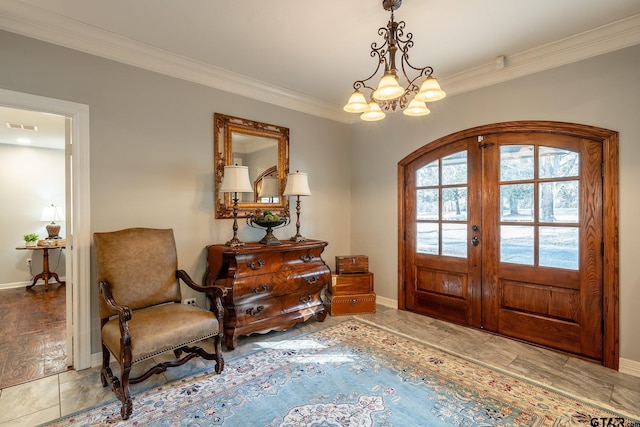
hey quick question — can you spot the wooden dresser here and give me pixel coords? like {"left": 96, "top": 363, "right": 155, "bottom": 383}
{"left": 205, "top": 240, "right": 331, "bottom": 349}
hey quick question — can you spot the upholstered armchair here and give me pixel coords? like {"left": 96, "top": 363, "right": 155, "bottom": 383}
{"left": 94, "top": 228, "right": 225, "bottom": 420}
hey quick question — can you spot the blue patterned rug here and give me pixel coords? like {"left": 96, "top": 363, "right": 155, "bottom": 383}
{"left": 48, "top": 320, "right": 638, "bottom": 426}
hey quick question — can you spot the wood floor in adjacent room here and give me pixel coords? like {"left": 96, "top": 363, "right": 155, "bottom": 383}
{"left": 0, "top": 285, "right": 68, "bottom": 390}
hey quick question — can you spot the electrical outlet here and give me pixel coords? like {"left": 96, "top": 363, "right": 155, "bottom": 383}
{"left": 182, "top": 298, "right": 197, "bottom": 307}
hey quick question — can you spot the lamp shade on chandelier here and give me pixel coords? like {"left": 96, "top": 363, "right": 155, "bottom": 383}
{"left": 343, "top": 0, "right": 446, "bottom": 121}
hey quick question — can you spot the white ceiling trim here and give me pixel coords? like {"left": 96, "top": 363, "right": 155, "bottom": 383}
{"left": 1, "top": 1, "right": 639, "bottom": 125}
{"left": 442, "top": 13, "right": 640, "bottom": 95}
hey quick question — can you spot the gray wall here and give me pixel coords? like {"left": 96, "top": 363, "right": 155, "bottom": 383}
{"left": 349, "top": 44, "right": 640, "bottom": 364}
{"left": 0, "top": 30, "right": 352, "bottom": 354}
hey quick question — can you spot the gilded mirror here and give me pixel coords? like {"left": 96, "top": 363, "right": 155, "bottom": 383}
{"left": 214, "top": 113, "right": 289, "bottom": 219}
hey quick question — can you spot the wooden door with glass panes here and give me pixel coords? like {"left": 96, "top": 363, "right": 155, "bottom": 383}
{"left": 401, "top": 125, "right": 606, "bottom": 363}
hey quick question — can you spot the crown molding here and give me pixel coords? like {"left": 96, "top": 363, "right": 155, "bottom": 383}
{"left": 441, "top": 13, "right": 640, "bottom": 95}
{"left": 1, "top": 1, "right": 639, "bottom": 124}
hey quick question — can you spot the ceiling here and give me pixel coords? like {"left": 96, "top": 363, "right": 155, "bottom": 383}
{"left": 1, "top": 0, "right": 640, "bottom": 127}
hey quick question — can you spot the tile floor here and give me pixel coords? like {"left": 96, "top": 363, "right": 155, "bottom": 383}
{"left": 0, "top": 305, "right": 639, "bottom": 426}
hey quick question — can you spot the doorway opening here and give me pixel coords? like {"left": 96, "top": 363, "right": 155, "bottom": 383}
{"left": 0, "top": 88, "right": 92, "bottom": 376}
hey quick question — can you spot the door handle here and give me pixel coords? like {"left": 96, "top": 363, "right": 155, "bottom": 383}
{"left": 471, "top": 236, "right": 479, "bottom": 246}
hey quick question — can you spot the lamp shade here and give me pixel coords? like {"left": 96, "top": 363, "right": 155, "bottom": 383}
{"left": 343, "top": 90, "right": 369, "bottom": 113}
{"left": 40, "top": 204, "right": 64, "bottom": 222}
{"left": 360, "top": 102, "right": 385, "bottom": 122}
{"left": 220, "top": 165, "right": 253, "bottom": 193}
{"left": 258, "top": 176, "right": 279, "bottom": 198}
{"left": 403, "top": 99, "right": 431, "bottom": 117}
{"left": 373, "top": 73, "right": 405, "bottom": 101}
{"left": 414, "top": 76, "right": 446, "bottom": 102}
{"left": 283, "top": 172, "right": 311, "bottom": 196}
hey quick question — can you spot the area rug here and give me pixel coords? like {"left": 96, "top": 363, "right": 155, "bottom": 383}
{"left": 48, "top": 320, "right": 638, "bottom": 426}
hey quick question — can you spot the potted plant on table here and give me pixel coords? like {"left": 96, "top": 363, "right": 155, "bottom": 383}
{"left": 23, "top": 233, "right": 39, "bottom": 247}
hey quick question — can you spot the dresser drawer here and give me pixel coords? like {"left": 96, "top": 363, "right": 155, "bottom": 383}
{"left": 234, "top": 290, "right": 324, "bottom": 326}
{"left": 327, "top": 293, "right": 376, "bottom": 316}
{"left": 331, "top": 272, "right": 373, "bottom": 295}
{"left": 233, "top": 251, "right": 285, "bottom": 276}
{"left": 233, "top": 266, "right": 330, "bottom": 302}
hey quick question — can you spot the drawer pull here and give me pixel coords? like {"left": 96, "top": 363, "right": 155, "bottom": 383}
{"left": 300, "top": 253, "right": 314, "bottom": 263}
{"left": 305, "top": 275, "right": 319, "bottom": 285}
{"left": 247, "top": 259, "right": 266, "bottom": 270}
{"left": 251, "top": 284, "right": 271, "bottom": 294}
{"left": 299, "top": 294, "right": 314, "bottom": 303}
{"left": 350, "top": 299, "right": 358, "bottom": 306}
{"left": 245, "top": 306, "right": 264, "bottom": 316}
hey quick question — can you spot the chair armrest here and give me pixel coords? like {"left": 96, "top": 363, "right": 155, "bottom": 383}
{"left": 99, "top": 280, "right": 134, "bottom": 353}
{"left": 176, "top": 270, "right": 226, "bottom": 332}
{"left": 99, "top": 280, "right": 132, "bottom": 322}
{"left": 177, "top": 270, "right": 227, "bottom": 297}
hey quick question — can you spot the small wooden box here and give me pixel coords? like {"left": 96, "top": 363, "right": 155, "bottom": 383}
{"left": 335, "top": 255, "right": 369, "bottom": 274}
{"left": 326, "top": 293, "right": 376, "bottom": 316}
{"left": 331, "top": 272, "right": 374, "bottom": 295}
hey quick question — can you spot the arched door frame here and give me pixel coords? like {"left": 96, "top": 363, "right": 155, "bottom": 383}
{"left": 398, "top": 121, "right": 619, "bottom": 369}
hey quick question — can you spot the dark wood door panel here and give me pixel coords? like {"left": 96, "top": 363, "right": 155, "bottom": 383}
{"left": 498, "top": 310, "right": 582, "bottom": 355}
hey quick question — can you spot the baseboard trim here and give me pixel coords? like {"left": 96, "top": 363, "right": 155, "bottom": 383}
{"left": 0, "top": 281, "right": 32, "bottom": 289}
{"left": 0, "top": 278, "right": 67, "bottom": 290}
{"left": 375, "top": 295, "right": 397, "bottom": 309}
{"left": 619, "top": 358, "right": 640, "bottom": 378}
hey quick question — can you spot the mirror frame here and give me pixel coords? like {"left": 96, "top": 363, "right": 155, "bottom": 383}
{"left": 214, "top": 113, "right": 289, "bottom": 219}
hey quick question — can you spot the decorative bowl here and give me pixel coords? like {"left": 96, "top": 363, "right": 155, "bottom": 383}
{"left": 247, "top": 214, "right": 289, "bottom": 245}
{"left": 250, "top": 217, "right": 287, "bottom": 228}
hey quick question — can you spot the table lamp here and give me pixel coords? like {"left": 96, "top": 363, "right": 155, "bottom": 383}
{"left": 283, "top": 171, "right": 311, "bottom": 242}
{"left": 40, "top": 204, "right": 64, "bottom": 239}
{"left": 220, "top": 165, "right": 253, "bottom": 246}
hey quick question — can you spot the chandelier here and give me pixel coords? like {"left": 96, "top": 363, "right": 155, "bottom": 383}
{"left": 343, "top": 0, "right": 446, "bottom": 121}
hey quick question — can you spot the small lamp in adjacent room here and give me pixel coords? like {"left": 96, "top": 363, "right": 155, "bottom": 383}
{"left": 40, "top": 204, "right": 64, "bottom": 239}
{"left": 283, "top": 171, "right": 311, "bottom": 242}
{"left": 220, "top": 165, "right": 253, "bottom": 247}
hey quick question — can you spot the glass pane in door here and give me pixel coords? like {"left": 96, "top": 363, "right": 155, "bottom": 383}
{"left": 539, "top": 181, "right": 579, "bottom": 223}
{"left": 539, "top": 226, "right": 579, "bottom": 269}
{"left": 500, "top": 225, "right": 534, "bottom": 265}
{"left": 417, "top": 222, "right": 438, "bottom": 254}
{"left": 539, "top": 147, "right": 579, "bottom": 178}
{"left": 500, "top": 145, "right": 534, "bottom": 181}
{"left": 500, "top": 184, "right": 533, "bottom": 222}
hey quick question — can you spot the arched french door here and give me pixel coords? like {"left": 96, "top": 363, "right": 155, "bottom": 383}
{"left": 398, "top": 121, "right": 619, "bottom": 369}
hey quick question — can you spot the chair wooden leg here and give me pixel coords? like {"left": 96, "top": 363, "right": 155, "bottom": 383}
{"left": 118, "top": 359, "right": 133, "bottom": 420}
{"left": 213, "top": 335, "right": 224, "bottom": 374}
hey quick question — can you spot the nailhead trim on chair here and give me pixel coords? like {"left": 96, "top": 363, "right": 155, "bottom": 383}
{"left": 128, "top": 333, "right": 217, "bottom": 364}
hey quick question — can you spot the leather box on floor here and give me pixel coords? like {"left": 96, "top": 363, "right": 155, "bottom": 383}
{"left": 335, "top": 255, "right": 369, "bottom": 274}
{"left": 331, "top": 272, "right": 374, "bottom": 295}
{"left": 326, "top": 293, "right": 376, "bottom": 316}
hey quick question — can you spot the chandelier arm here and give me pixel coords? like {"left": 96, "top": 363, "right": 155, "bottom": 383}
{"left": 401, "top": 56, "right": 434, "bottom": 91}
{"left": 351, "top": 53, "right": 386, "bottom": 93}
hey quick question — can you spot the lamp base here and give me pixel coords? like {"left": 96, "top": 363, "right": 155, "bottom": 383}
{"left": 46, "top": 223, "right": 61, "bottom": 240}
{"left": 289, "top": 233, "right": 307, "bottom": 242}
{"left": 225, "top": 237, "right": 245, "bottom": 247}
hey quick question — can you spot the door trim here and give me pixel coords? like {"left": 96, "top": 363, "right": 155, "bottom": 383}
{"left": 0, "top": 88, "right": 92, "bottom": 370}
{"left": 398, "top": 121, "right": 619, "bottom": 369}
